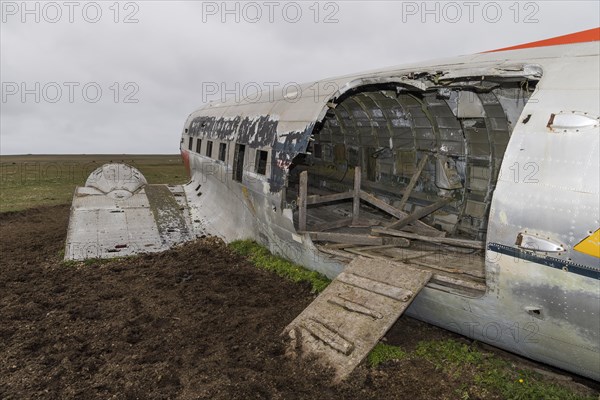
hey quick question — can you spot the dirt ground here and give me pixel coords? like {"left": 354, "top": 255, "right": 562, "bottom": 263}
{"left": 0, "top": 206, "right": 597, "bottom": 399}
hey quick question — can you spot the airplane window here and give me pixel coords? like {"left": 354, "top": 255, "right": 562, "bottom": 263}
{"left": 218, "top": 143, "right": 227, "bottom": 161}
{"left": 196, "top": 139, "right": 202, "bottom": 153}
{"left": 234, "top": 144, "right": 246, "bottom": 182}
{"left": 188, "top": 137, "right": 193, "bottom": 151}
{"left": 255, "top": 150, "right": 268, "bottom": 175}
{"left": 206, "top": 141, "right": 213, "bottom": 157}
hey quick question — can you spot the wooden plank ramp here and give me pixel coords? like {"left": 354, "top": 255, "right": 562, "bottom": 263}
{"left": 282, "top": 256, "right": 432, "bottom": 382}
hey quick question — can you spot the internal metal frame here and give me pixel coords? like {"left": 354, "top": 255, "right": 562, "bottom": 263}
{"left": 287, "top": 80, "right": 535, "bottom": 240}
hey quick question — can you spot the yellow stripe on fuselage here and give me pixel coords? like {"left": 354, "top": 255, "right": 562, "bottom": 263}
{"left": 574, "top": 229, "right": 600, "bottom": 258}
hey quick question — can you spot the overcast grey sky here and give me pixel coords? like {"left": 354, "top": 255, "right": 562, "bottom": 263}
{"left": 1, "top": 0, "right": 598, "bottom": 154}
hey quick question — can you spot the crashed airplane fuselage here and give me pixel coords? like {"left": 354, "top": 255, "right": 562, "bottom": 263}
{"left": 67, "top": 30, "right": 600, "bottom": 380}
{"left": 180, "top": 33, "right": 600, "bottom": 380}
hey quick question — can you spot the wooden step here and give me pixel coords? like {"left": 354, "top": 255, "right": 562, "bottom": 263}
{"left": 283, "top": 256, "right": 432, "bottom": 382}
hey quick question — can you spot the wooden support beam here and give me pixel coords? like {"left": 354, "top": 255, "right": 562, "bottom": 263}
{"left": 392, "top": 224, "right": 444, "bottom": 238}
{"left": 343, "top": 248, "right": 378, "bottom": 258}
{"left": 389, "top": 250, "right": 438, "bottom": 262}
{"left": 352, "top": 167, "right": 361, "bottom": 224}
{"left": 306, "top": 231, "right": 410, "bottom": 247}
{"left": 308, "top": 232, "right": 383, "bottom": 246}
{"left": 311, "top": 217, "right": 353, "bottom": 232}
{"left": 397, "top": 153, "right": 430, "bottom": 210}
{"left": 351, "top": 244, "right": 402, "bottom": 252}
{"left": 306, "top": 191, "right": 353, "bottom": 205}
{"left": 343, "top": 245, "right": 414, "bottom": 258}
{"left": 322, "top": 243, "right": 357, "bottom": 249}
{"left": 294, "top": 165, "right": 435, "bottom": 205}
{"left": 317, "top": 247, "right": 354, "bottom": 260}
{"left": 310, "top": 217, "right": 380, "bottom": 232}
{"left": 372, "top": 227, "right": 485, "bottom": 250}
{"left": 386, "top": 198, "right": 453, "bottom": 230}
{"left": 349, "top": 218, "right": 382, "bottom": 228}
{"left": 359, "top": 190, "right": 405, "bottom": 219}
{"left": 359, "top": 190, "right": 445, "bottom": 237}
{"left": 328, "top": 249, "right": 486, "bottom": 292}
{"left": 298, "top": 171, "right": 308, "bottom": 232}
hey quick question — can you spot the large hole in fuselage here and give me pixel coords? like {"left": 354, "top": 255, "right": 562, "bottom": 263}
{"left": 285, "top": 78, "right": 538, "bottom": 290}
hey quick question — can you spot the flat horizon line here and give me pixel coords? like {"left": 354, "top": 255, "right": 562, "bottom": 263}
{"left": 0, "top": 153, "right": 182, "bottom": 157}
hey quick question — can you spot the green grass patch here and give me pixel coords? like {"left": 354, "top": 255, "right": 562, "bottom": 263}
{"left": 228, "top": 240, "right": 330, "bottom": 293}
{"left": 367, "top": 343, "right": 408, "bottom": 367}
{"left": 0, "top": 155, "right": 187, "bottom": 212}
{"left": 415, "top": 339, "right": 595, "bottom": 400}
{"left": 415, "top": 339, "right": 483, "bottom": 375}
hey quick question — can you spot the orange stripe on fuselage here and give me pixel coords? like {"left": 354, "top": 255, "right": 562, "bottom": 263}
{"left": 181, "top": 149, "right": 190, "bottom": 178}
{"left": 484, "top": 27, "right": 600, "bottom": 53}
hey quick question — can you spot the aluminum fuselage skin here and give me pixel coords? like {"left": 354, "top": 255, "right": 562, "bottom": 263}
{"left": 181, "top": 42, "right": 600, "bottom": 380}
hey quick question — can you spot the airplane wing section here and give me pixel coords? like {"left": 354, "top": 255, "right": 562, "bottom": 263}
{"left": 64, "top": 163, "right": 196, "bottom": 260}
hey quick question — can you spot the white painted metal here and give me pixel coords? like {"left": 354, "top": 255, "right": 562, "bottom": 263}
{"left": 65, "top": 164, "right": 194, "bottom": 260}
